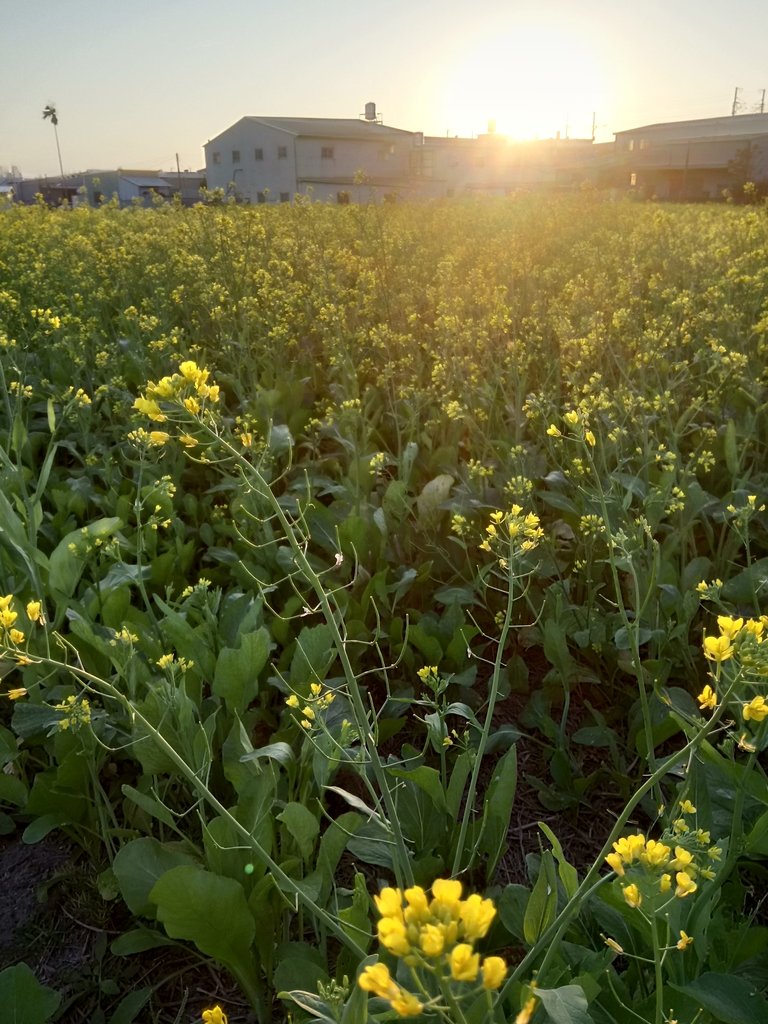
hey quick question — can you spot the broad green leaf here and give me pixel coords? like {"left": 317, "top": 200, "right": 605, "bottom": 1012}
{"left": 277, "top": 801, "right": 320, "bottom": 862}
{"left": 48, "top": 517, "right": 122, "bottom": 597}
{"left": 0, "top": 962, "right": 60, "bottom": 1024}
{"left": 387, "top": 765, "right": 448, "bottom": 813}
{"left": 670, "top": 972, "right": 768, "bottom": 1024}
{"left": 212, "top": 627, "right": 271, "bottom": 714}
{"left": 724, "top": 418, "right": 739, "bottom": 475}
{"left": 536, "top": 984, "right": 593, "bottom": 1024}
{"left": 150, "top": 864, "right": 256, "bottom": 977}
{"left": 121, "top": 784, "right": 176, "bottom": 828}
{"left": 290, "top": 623, "right": 335, "bottom": 684}
{"left": 746, "top": 808, "right": 768, "bottom": 855}
{"left": 113, "top": 837, "right": 197, "bottom": 917}
{"left": 523, "top": 850, "right": 558, "bottom": 945}
{"left": 416, "top": 473, "right": 454, "bottom": 523}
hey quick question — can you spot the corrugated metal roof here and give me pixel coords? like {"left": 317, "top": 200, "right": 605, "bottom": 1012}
{"left": 209, "top": 116, "right": 415, "bottom": 144}
{"left": 121, "top": 176, "right": 173, "bottom": 188}
{"left": 617, "top": 113, "right": 768, "bottom": 138}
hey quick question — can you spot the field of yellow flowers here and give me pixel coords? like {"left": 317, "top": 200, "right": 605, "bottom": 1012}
{"left": 0, "top": 194, "right": 767, "bottom": 1024}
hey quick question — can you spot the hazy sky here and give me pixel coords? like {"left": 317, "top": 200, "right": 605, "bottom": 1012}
{"left": 2, "top": 0, "right": 768, "bottom": 177}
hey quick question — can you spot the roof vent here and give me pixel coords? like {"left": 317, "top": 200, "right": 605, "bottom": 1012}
{"left": 364, "top": 101, "right": 377, "bottom": 122}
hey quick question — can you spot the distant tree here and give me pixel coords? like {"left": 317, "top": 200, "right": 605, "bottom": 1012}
{"left": 42, "top": 104, "right": 65, "bottom": 179}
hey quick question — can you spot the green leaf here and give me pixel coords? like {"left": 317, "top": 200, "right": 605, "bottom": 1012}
{"left": 277, "top": 801, "right": 320, "bottom": 862}
{"left": 536, "top": 984, "right": 593, "bottom": 1024}
{"left": 107, "top": 986, "right": 153, "bottom": 1024}
{"left": 478, "top": 746, "right": 517, "bottom": 880}
{"left": 746, "top": 808, "right": 768, "bottom": 855}
{"left": 121, "top": 784, "right": 176, "bottom": 828}
{"left": 0, "top": 962, "right": 61, "bottom": 1024}
{"left": 212, "top": 627, "right": 271, "bottom": 714}
{"left": 113, "top": 837, "right": 197, "bottom": 917}
{"left": 150, "top": 865, "right": 256, "bottom": 979}
{"left": 724, "top": 418, "right": 739, "bottom": 475}
{"left": 111, "top": 929, "right": 176, "bottom": 956}
{"left": 538, "top": 821, "right": 579, "bottom": 898}
{"left": 416, "top": 473, "right": 454, "bottom": 524}
{"left": 290, "top": 623, "right": 335, "bottom": 683}
{"left": 48, "top": 517, "right": 123, "bottom": 597}
{"left": 523, "top": 850, "right": 558, "bottom": 945}
{"left": 670, "top": 972, "right": 768, "bottom": 1024}
{"left": 387, "top": 765, "right": 448, "bottom": 813}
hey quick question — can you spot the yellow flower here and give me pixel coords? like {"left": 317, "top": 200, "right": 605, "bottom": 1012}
{"left": 285, "top": 694, "right": 299, "bottom": 708}
{"left": 403, "top": 885, "right": 429, "bottom": 922}
{"left": 26, "top": 601, "right": 42, "bottom": 623}
{"left": 148, "top": 430, "right": 170, "bottom": 446}
{"left": 670, "top": 846, "right": 695, "bottom": 871}
{"left": 431, "top": 878, "right": 463, "bottom": 915}
{"left": 419, "top": 923, "right": 446, "bottom": 957}
{"left": 481, "top": 956, "right": 507, "bottom": 990}
{"left": 202, "top": 1007, "right": 228, "bottom": 1024}
{"left": 743, "top": 695, "right": 768, "bottom": 722}
{"left": 604, "top": 936, "right": 624, "bottom": 954}
{"left": 605, "top": 852, "right": 625, "bottom": 875}
{"left": 564, "top": 410, "right": 580, "bottom": 426}
{"left": 659, "top": 873, "right": 672, "bottom": 893}
{"left": 677, "top": 930, "right": 693, "bottom": 951}
{"left": 449, "top": 943, "right": 480, "bottom": 982}
{"left": 184, "top": 396, "right": 201, "bottom": 415}
{"left": 0, "top": 608, "right": 18, "bottom": 629}
{"left": 378, "top": 917, "right": 411, "bottom": 956}
{"left": 622, "top": 884, "right": 642, "bottom": 909}
{"left": 515, "top": 996, "right": 538, "bottom": 1024}
{"left": 0, "top": 595, "right": 12, "bottom": 610}
{"left": 6, "top": 687, "right": 27, "bottom": 700}
{"left": 703, "top": 634, "right": 734, "bottom": 662}
{"left": 698, "top": 684, "right": 717, "bottom": 710}
{"left": 359, "top": 962, "right": 398, "bottom": 998}
{"left": 459, "top": 893, "right": 496, "bottom": 940}
{"left": 675, "top": 872, "right": 697, "bottom": 898}
{"left": 8, "top": 628, "right": 25, "bottom": 644}
{"left": 133, "top": 396, "right": 166, "bottom": 422}
{"left": 585, "top": 429, "right": 596, "bottom": 447}
{"left": 546, "top": 424, "right": 561, "bottom": 437}
{"left": 717, "top": 615, "right": 743, "bottom": 639}
{"left": 390, "top": 991, "right": 423, "bottom": 1017}
{"left": 375, "top": 887, "right": 404, "bottom": 920}
{"left": 179, "top": 433, "right": 199, "bottom": 447}
{"left": 680, "top": 800, "right": 696, "bottom": 814}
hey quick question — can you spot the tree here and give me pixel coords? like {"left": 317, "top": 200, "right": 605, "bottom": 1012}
{"left": 42, "top": 104, "right": 64, "bottom": 179}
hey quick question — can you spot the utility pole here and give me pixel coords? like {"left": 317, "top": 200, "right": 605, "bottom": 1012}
{"left": 731, "top": 87, "right": 742, "bottom": 116}
{"left": 760, "top": 89, "right": 766, "bottom": 114}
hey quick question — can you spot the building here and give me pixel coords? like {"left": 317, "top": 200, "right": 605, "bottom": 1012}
{"left": 204, "top": 105, "right": 422, "bottom": 203}
{"left": 11, "top": 168, "right": 206, "bottom": 207}
{"left": 615, "top": 113, "right": 768, "bottom": 200}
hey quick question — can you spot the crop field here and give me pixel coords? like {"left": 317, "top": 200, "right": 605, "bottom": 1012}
{"left": 0, "top": 194, "right": 767, "bottom": 1024}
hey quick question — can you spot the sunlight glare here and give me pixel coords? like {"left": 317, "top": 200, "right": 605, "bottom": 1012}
{"left": 439, "top": 23, "right": 605, "bottom": 141}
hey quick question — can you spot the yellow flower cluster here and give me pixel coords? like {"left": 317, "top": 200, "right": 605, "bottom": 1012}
{"left": 133, "top": 360, "right": 220, "bottom": 425}
{"left": 54, "top": 695, "right": 92, "bottom": 732}
{"left": 479, "top": 505, "right": 544, "bottom": 560}
{"left": 605, "top": 812, "right": 721, "bottom": 910}
{"left": 359, "top": 879, "right": 507, "bottom": 1017}
{"left": 699, "top": 614, "right": 768, "bottom": 727}
{"left": 285, "top": 682, "right": 335, "bottom": 730}
{"left": 0, "top": 595, "right": 44, "bottom": 650}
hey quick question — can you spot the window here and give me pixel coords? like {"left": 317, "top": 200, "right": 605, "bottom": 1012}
{"left": 232, "top": 149, "right": 241, "bottom": 163}
{"left": 254, "top": 147, "right": 263, "bottom": 160}
{"left": 280, "top": 192, "right": 290, "bottom": 203}
{"left": 639, "top": 139, "right": 649, "bottom": 151}
{"left": 630, "top": 172, "right": 637, "bottom": 187}
{"left": 212, "top": 151, "right": 221, "bottom": 165}
{"left": 277, "top": 145, "right": 287, "bottom": 159}
{"left": 628, "top": 139, "right": 635, "bottom": 152}
{"left": 321, "top": 146, "right": 335, "bottom": 159}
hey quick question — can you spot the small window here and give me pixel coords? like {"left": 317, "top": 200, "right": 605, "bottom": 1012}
{"left": 254, "top": 147, "right": 263, "bottom": 160}
{"left": 628, "top": 139, "right": 635, "bottom": 152}
{"left": 212, "top": 151, "right": 221, "bottom": 165}
{"left": 639, "top": 139, "right": 648, "bottom": 150}
{"left": 232, "top": 149, "right": 241, "bottom": 163}
{"left": 321, "top": 146, "right": 335, "bottom": 159}
{"left": 280, "top": 192, "right": 290, "bottom": 203}
{"left": 630, "top": 172, "right": 637, "bottom": 187}
{"left": 277, "top": 145, "right": 288, "bottom": 159}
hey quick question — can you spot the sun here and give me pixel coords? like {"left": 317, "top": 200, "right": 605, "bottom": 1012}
{"left": 438, "top": 22, "right": 606, "bottom": 141}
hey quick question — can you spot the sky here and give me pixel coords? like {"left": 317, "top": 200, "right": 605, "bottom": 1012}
{"left": 2, "top": 0, "right": 768, "bottom": 178}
